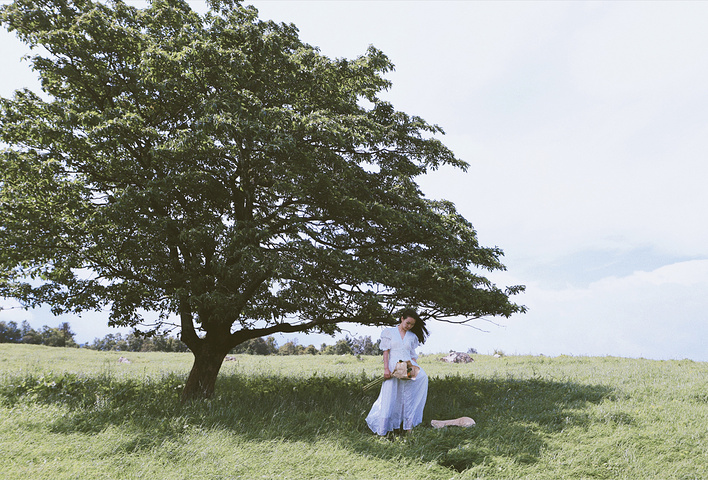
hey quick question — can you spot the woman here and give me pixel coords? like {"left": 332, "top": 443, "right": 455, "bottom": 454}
{"left": 366, "top": 308, "right": 429, "bottom": 436}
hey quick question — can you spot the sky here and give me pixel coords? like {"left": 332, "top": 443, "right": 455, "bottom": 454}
{"left": 1, "top": 1, "right": 707, "bottom": 360}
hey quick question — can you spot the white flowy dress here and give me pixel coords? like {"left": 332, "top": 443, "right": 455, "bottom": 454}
{"left": 365, "top": 327, "right": 428, "bottom": 435}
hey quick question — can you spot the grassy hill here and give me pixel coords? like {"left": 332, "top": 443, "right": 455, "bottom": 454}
{"left": 1, "top": 344, "right": 707, "bottom": 479}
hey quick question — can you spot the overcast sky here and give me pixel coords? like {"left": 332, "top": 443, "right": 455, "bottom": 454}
{"left": 2, "top": 1, "right": 707, "bottom": 360}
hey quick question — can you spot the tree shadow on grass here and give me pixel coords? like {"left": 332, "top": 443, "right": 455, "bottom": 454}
{"left": 416, "top": 374, "right": 616, "bottom": 472}
{"left": 0, "top": 371, "right": 187, "bottom": 453}
{"left": 2, "top": 370, "right": 616, "bottom": 474}
{"left": 209, "top": 372, "right": 617, "bottom": 473}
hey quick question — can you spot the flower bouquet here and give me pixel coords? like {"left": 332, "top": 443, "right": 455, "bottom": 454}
{"left": 363, "top": 360, "right": 419, "bottom": 392}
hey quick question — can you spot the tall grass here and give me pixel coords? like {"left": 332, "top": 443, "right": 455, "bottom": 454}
{"left": 1, "top": 344, "right": 707, "bottom": 479}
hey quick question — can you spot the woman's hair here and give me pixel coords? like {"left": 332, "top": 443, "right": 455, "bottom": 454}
{"left": 399, "top": 307, "right": 429, "bottom": 344}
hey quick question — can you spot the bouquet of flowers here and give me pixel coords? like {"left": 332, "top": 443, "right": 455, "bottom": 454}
{"left": 363, "top": 360, "right": 419, "bottom": 392}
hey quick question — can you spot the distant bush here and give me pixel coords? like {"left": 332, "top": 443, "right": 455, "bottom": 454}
{"left": 350, "top": 335, "right": 383, "bottom": 356}
{"left": 230, "top": 336, "right": 278, "bottom": 355}
{"left": 0, "top": 321, "right": 22, "bottom": 343}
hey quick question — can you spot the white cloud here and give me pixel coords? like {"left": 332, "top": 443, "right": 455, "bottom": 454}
{"left": 569, "top": 2, "right": 708, "bottom": 101}
{"left": 0, "top": 29, "right": 36, "bottom": 98}
{"left": 420, "top": 260, "right": 708, "bottom": 360}
{"left": 413, "top": 1, "right": 708, "bottom": 265}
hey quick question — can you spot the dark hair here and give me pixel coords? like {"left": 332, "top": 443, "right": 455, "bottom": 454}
{"left": 399, "top": 308, "right": 429, "bottom": 344}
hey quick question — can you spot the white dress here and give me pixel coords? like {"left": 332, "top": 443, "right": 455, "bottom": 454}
{"left": 365, "top": 327, "right": 428, "bottom": 435}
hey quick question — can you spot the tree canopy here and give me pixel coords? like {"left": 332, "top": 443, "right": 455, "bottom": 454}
{"left": 0, "top": 0, "right": 525, "bottom": 399}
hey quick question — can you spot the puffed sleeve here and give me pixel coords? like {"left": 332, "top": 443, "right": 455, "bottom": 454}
{"left": 409, "top": 335, "right": 419, "bottom": 360}
{"left": 380, "top": 328, "right": 392, "bottom": 351}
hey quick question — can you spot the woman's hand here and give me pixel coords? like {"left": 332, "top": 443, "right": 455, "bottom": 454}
{"left": 383, "top": 368, "right": 391, "bottom": 380}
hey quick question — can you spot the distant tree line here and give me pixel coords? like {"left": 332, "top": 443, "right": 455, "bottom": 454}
{"left": 0, "top": 320, "right": 78, "bottom": 347}
{"left": 0, "top": 320, "right": 187, "bottom": 351}
{"left": 0, "top": 320, "right": 382, "bottom": 356}
{"left": 88, "top": 332, "right": 190, "bottom": 352}
{"left": 232, "top": 335, "right": 383, "bottom": 356}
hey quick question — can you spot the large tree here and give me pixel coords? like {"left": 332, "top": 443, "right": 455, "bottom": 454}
{"left": 0, "top": 0, "right": 526, "bottom": 400}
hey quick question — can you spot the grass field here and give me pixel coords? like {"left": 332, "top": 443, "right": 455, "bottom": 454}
{"left": 1, "top": 344, "right": 707, "bottom": 479}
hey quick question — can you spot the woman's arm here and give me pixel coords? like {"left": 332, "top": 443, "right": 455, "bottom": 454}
{"left": 383, "top": 349, "right": 391, "bottom": 379}
{"left": 410, "top": 336, "right": 419, "bottom": 362}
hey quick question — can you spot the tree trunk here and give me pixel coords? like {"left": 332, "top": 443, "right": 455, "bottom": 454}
{"left": 180, "top": 348, "right": 227, "bottom": 402}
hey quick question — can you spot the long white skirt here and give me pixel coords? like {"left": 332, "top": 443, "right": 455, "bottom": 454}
{"left": 365, "top": 369, "right": 428, "bottom": 435}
